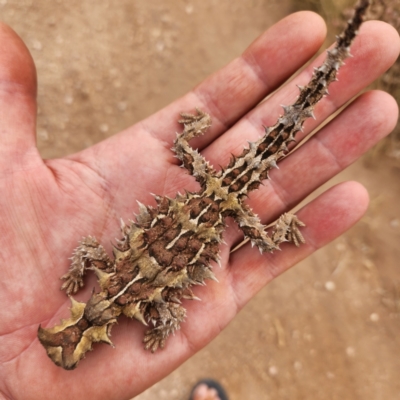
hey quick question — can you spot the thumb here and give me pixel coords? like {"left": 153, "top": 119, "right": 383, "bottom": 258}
{"left": 0, "top": 22, "right": 38, "bottom": 168}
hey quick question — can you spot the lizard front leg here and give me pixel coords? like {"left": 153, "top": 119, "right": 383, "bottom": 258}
{"left": 173, "top": 108, "right": 217, "bottom": 185}
{"left": 61, "top": 236, "right": 113, "bottom": 295}
{"left": 143, "top": 302, "right": 186, "bottom": 352}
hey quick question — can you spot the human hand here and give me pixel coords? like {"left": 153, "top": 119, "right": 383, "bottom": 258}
{"left": 0, "top": 11, "right": 398, "bottom": 400}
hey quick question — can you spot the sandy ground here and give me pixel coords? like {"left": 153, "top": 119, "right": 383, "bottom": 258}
{"left": 2, "top": 1, "right": 400, "bottom": 399}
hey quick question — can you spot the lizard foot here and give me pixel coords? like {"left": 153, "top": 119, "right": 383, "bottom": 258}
{"left": 61, "top": 269, "right": 84, "bottom": 295}
{"left": 272, "top": 213, "right": 306, "bottom": 247}
{"left": 178, "top": 108, "right": 212, "bottom": 140}
{"left": 143, "top": 327, "right": 168, "bottom": 353}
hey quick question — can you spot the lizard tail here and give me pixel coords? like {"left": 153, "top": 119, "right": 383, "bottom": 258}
{"left": 38, "top": 297, "right": 115, "bottom": 370}
{"left": 220, "top": 0, "right": 370, "bottom": 198}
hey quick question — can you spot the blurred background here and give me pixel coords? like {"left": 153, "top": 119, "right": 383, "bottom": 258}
{"left": 1, "top": 0, "right": 399, "bottom": 398}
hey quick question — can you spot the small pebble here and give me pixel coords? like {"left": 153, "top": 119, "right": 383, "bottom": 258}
{"left": 99, "top": 123, "right": 109, "bottom": 133}
{"left": 327, "top": 371, "right": 335, "bottom": 379}
{"left": 294, "top": 361, "right": 302, "bottom": 371}
{"left": 117, "top": 101, "right": 127, "bottom": 111}
{"left": 346, "top": 346, "right": 355, "bottom": 357}
{"left": 268, "top": 366, "right": 278, "bottom": 376}
{"left": 64, "top": 95, "right": 73, "bottom": 105}
{"left": 325, "top": 281, "right": 336, "bottom": 291}
{"left": 336, "top": 242, "right": 346, "bottom": 251}
{"left": 370, "top": 313, "right": 379, "bottom": 322}
{"left": 32, "top": 40, "right": 42, "bottom": 51}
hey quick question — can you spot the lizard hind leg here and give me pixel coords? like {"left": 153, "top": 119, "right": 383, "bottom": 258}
{"left": 143, "top": 302, "right": 186, "bottom": 353}
{"left": 232, "top": 202, "right": 305, "bottom": 253}
{"left": 61, "top": 236, "right": 113, "bottom": 295}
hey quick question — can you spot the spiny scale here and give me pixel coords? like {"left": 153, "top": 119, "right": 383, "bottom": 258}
{"left": 38, "top": 0, "right": 370, "bottom": 370}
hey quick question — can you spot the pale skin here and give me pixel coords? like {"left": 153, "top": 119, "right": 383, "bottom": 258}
{"left": 0, "top": 11, "right": 398, "bottom": 400}
{"left": 192, "top": 384, "right": 223, "bottom": 400}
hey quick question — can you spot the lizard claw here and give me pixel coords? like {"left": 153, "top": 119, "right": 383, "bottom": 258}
{"left": 143, "top": 328, "right": 167, "bottom": 353}
{"left": 60, "top": 270, "right": 84, "bottom": 295}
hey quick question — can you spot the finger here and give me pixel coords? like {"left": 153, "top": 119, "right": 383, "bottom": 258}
{"left": 97, "top": 19, "right": 396, "bottom": 203}
{"left": 74, "top": 11, "right": 326, "bottom": 173}
{"left": 228, "top": 181, "right": 369, "bottom": 309}
{"left": 141, "top": 11, "right": 326, "bottom": 148}
{"left": 202, "top": 20, "right": 400, "bottom": 167}
{"left": 224, "top": 89, "right": 397, "bottom": 248}
{"left": 0, "top": 23, "right": 38, "bottom": 167}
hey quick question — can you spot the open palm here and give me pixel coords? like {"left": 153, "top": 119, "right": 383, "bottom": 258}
{"left": 0, "top": 11, "right": 398, "bottom": 400}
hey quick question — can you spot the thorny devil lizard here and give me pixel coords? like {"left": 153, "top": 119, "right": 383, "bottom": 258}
{"left": 38, "top": 0, "right": 370, "bottom": 370}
